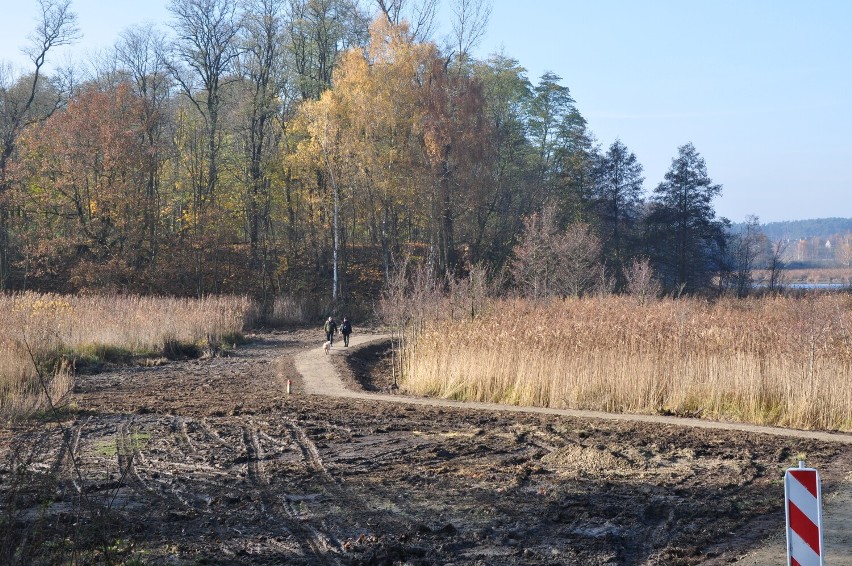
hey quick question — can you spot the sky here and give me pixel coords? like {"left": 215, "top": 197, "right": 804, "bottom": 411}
{"left": 1, "top": 0, "right": 850, "bottom": 224}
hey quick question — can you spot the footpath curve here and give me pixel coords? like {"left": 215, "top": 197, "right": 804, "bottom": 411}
{"left": 294, "top": 333, "right": 852, "bottom": 565}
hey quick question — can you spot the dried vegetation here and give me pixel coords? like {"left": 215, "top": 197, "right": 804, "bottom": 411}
{"left": 0, "top": 292, "right": 253, "bottom": 421}
{"left": 392, "top": 292, "right": 852, "bottom": 431}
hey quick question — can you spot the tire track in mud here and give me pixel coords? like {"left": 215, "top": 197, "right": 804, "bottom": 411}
{"left": 279, "top": 417, "right": 344, "bottom": 561}
{"left": 283, "top": 417, "right": 331, "bottom": 481}
{"left": 50, "top": 416, "right": 88, "bottom": 482}
{"left": 116, "top": 417, "right": 209, "bottom": 517}
{"left": 238, "top": 418, "right": 336, "bottom": 564}
{"left": 171, "top": 415, "right": 196, "bottom": 456}
{"left": 280, "top": 415, "right": 421, "bottom": 552}
{"left": 295, "top": 333, "right": 852, "bottom": 565}
{"left": 115, "top": 420, "right": 165, "bottom": 499}
{"left": 242, "top": 423, "right": 269, "bottom": 486}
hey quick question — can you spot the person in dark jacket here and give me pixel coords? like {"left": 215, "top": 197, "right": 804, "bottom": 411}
{"left": 340, "top": 317, "right": 352, "bottom": 347}
{"left": 324, "top": 316, "right": 338, "bottom": 344}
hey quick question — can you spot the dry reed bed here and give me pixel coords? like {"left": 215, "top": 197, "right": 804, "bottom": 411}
{"left": 0, "top": 292, "right": 253, "bottom": 420}
{"left": 401, "top": 295, "right": 852, "bottom": 431}
{"left": 754, "top": 267, "right": 852, "bottom": 285}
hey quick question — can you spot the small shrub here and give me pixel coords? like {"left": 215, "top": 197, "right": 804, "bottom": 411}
{"left": 162, "top": 338, "right": 202, "bottom": 360}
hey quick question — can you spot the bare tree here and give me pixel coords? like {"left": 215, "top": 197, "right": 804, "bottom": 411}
{"left": 624, "top": 256, "right": 661, "bottom": 304}
{"left": 287, "top": 0, "right": 370, "bottom": 101}
{"left": 449, "top": 0, "right": 491, "bottom": 64}
{"left": 0, "top": 0, "right": 78, "bottom": 288}
{"left": 559, "top": 222, "right": 602, "bottom": 298}
{"left": 767, "top": 238, "right": 788, "bottom": 294}
{"left": 167, "top": 0, "right": 242, "bottom": 207}
{"left": 510, "top": 204, "right": 602, "bottom": 299}
{"left": 115, "top": 24, "right": 174, "bottom": 266}
{"left": 375, "top": 0, "right": 438, "bottom": 41}
{"left": 238, "top": 0, "right": 285, "bottom": 282}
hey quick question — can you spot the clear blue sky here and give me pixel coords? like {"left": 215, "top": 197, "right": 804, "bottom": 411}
{"left": 1, "top": 0, "right": 850, "bottom": 223}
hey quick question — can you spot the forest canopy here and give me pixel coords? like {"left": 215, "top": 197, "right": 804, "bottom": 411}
{"left": 2, "top": 0, "right": 810, "bottom": 304}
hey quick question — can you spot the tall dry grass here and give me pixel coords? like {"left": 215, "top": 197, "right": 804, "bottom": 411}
{"left": 754, "top": 267, "right": 852, "bottom": 285}
{"left": 0, "top": 292, "right": 254, "bottom": 421}
{"left": 400, "top": 294, "right": 852, "bottom": 431}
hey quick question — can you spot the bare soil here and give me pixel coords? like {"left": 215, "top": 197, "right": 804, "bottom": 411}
{"left": 1, "top": 330, "right": 849, "bottom": 565}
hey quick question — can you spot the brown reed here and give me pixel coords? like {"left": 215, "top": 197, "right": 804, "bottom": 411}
{"left": 400, "top": 294, "right": 852, "bottom": 431}
{"left": 0, "top": 292, "right": 254, "bottom": 421}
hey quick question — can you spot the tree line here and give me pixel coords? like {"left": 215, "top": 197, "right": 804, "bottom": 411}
{"left": 1, "top": 0, "right": 770, "bottom": 306}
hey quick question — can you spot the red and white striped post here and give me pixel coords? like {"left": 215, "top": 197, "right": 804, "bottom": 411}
{"left": 785, "top": 461, "right": 824, "bottom": 566}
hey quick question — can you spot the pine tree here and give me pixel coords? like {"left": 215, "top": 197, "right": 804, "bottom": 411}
{"left": 646, "top": 142, "right": 728, "bottom": 293}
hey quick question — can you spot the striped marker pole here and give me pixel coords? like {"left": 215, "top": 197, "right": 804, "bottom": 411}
{"left": 785, "top": 461, "right": 824, "bottom": 566}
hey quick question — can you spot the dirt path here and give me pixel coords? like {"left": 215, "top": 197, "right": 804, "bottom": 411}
{"left": 297, "top": 334, "right": 852, "bottom": 565}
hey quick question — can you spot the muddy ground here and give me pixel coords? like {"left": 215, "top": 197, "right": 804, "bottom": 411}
{"left": 0, "top": 329, "right": 849, "bottom": 565}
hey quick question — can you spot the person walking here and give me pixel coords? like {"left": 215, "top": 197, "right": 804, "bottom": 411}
{"left": 324, "top": 316, "right": 338, "bottom": 345}
{"left": 340, "top": 317, "right": 352, "bottom": 347}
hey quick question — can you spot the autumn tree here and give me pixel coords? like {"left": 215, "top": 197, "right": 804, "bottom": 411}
{"left": 236, "top": 0, "right": 286, "bottom": 293}
{"left": 168, "top": 0, "right": 241, "bottom": 209}
{"left": 287, "top": 0, "right": 370, "bottom": 101}
{"left": 166, "top": 0, "right": 245, "bottom": 295}
{"left": 470, "top": 55, "right": 533, "bottom": 265}
{"left": 13, "top": 84, "right": 149, "bottom": 288}
{"left": 420, "top": 48, "right": 490, "bottom": 274}
{"left": 375, "top": 0, "right": 438, "bottom": 41}
{"left": 294, "top": 19, "right": 434, "bottom": 294}
{"left": 114, "top": 24, "right": 173, "bottom": 267}
{"left": 0, "top": 0, "right": 78, "bottom": 288}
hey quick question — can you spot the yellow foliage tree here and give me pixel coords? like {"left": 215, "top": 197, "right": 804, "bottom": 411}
{"left": 292, "top": 17, "right": 490, "bottom": 292}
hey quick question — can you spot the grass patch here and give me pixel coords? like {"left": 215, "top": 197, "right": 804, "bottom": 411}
{"left": 34, "top": 343, "right": 169, "bottom": 376}
{"left": 93, "top": 432, "right": 151, "bottom": 457}
{"left": 29, "top": 400, "right": 84, "bottom": 422}
{"left": 222, "top": 331, "right": 247, "bottom": 346}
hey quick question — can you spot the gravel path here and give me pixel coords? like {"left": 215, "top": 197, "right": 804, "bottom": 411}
{"left": 295, "top": 333, "right": 852, "bottom": 565}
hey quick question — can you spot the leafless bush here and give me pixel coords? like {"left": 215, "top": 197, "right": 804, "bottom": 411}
{"left": 624, "top": 257, "right": 662, "bottom": 304}
{"left": 446, "top": 262, "right": 498, "bottom": 320}
{"left": 560, "top": 222, "right": 603, "bottom": 297}
{"left": 376, "top": 259, "right": 442, "bottom": 387}
{"left": 1, "top": 337, "right": 139, "bottom": 563}
{"left": 378, "top": 259, "right": 500, "bottom": 390}
{"left": 510, "top": 205, "right": 603, "bottom": 299}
